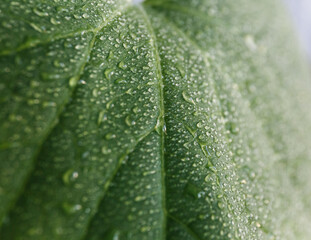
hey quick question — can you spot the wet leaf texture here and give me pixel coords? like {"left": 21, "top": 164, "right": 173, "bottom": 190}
{"left": 1, "top": 0, "right": 311, "bottom": 239}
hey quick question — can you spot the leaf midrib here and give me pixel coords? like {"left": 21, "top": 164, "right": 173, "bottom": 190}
{"left": 138, "top": 5, "right": 168, "bottom": 240}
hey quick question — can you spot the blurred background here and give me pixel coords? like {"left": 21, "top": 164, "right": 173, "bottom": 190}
{"left": 285, "top": 0, "right": 311, "bottom": 61}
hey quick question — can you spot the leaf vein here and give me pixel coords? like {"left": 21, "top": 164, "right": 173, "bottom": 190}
{"left": 0, "top": 5, "right": 130, "bottom": 56}
{"left": 139, "top": 5, "right": 168, "bottom": 240}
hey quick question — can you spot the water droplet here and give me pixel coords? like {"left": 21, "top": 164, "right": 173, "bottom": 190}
{"left": 140, "top": 226, "right": 151, "bottom": 233}
{"left": 50, "top": 17, "right": 61, "bottom": 25}
{"left": 92, "top": 88, "right": 98, "bottom": 97}
{"left": 105, "top": 133, "right": 116, "bottom": 140}
{"left": 134, "top": 196, "right": 145, "bottom": 202}
{"left": 132, "top": 106, "right": 139, "bottom": 114}
{"left": 204, "top": 174, "right": 211, "bottom": 182}
{"left": 185, "top": 124, "right": 196, "bottom": 137}
{"left": 106, "top": 100, "right": 113, "bottom": 109}
{"left": 69, "top": 76, "right": 79, "bottom": 87}
{"left": 62, "top": 202, "right": 82, "bottom": 214}
{"left": 107, "top": 51, "right": 114, "bottom": 60}
{"left": 104, "top": 68, "right": 113, "bottom": 80}
{"left": 62, "top": 169, "right": 79, "bottom": 185}
{"left": 184, "top": 182, "right": 203, "bottom": 199}
{"left": 176, "top": 64, "right": 185, "bottom": 77}
{"left": 43, "top": 101, "right": 56, "bottom": 108}
{"left": 244, "top": 34, "right": 257, "bottom": 51}
{"left": 101, "top": 146, "right": 111, "bottom": 155}
{"left": 75, "top": 44, "right": 84, "bottom": 50}
{"left": 202, "top": 145, "right": 211, "bottom": 157}
{"left": 215, "top": 151, "right": 222, "bottom": 158}
{"left": 182, "top": 91, "right": 195, "bottom": 104}
{"left": 53, "top": 60, "right": 64, "bottom": 67}
{"left": 155, "top": 118, "right": 161, "bottom": 135}
{"left": 226, "top": 122, "right": 239, "bottom": 134}
{"left": 118, "top": 61, "right": 127, "bottom": 70}
{"left": 196, "top": 122, "right": 203, "bottom": 128}
{"left": 206, "top": 161, "right": 218, "bottom": 173}
{"left": 162, "top": 124, "right": 167, "bottom": 134}
{"left": 125, "top": 115, "right": 135, "bottom": 126}
{"left": 143, "top": 170, "right": 156, "bottom": 176}
{"left": 73, "top": 14, "right": 82, "bottom": 19}
{"left": 115, "top": 78, "right": 126, "bottom": 84}
{"left": 79, "top": 79, "right": 86, "bottom": 85}
{"left": 236, "top": 148, "right": 243, "bottom": 156}
{"left": 2, "top": 21, "right": 12, "bottom": 29}
{"left": 29, "top": 23, "right": 43, "bottom": 32}
{"left": 240, "top": 179, "right": 247, "bottom": 184}
{"left": 82, "top": 13, "right": 89, "bottom": 19}
{"left": 33, "top": 8, "right": 49, "bottom": 17}
{"left": 97, "top": 110, "right": 107, "bottom": 125}
{"left": 218, "top": 201, "right": 224, "bottom": 209}
{"left": 104, "top": 229, "right": 120, "bottom": 240}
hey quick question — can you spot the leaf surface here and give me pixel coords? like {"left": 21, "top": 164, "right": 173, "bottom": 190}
{"left": 1, "top": 0, "right": 311, "bottom": 239}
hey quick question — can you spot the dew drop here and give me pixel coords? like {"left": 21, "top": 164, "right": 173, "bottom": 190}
{"left": 82, "top": 13, "right": 89, "bottom": 19}
{"left": 97, "top": 110, "right": 107, "bottom": 125}
{"left": 115, "top": 78, "right": 126, "bottom": 84}
{"left": 218, "top": 201, "right": 224, "bottom": 209}
{"left": 43, "top": 101, "right": 56, "bottom": 108}
{"left": 105, "top": 133, "right": 116, "bottom": 140}
{"left": 132, "top": 106, "right": 139, "bottom": 113}
{"left": 75, "top": 44, "right": 84, "bottom": 50}
{"left": 118, "top": 61, "right": 127, "bottom": 70}
{"left": 240, "top": 179, "right": 247, "bottom": 184}
{"left": 143, "top": 170, "right": 156, "bottom": 176}
{"left": 204, "top": 174, "right": 211, "bottom": 182}
{"left": 125, "top": 115, "right": 135, "bottom": 126}
{"left": 104, "top": 229, "right": 120, "bottom": 240}
{"left": 134, "top": 196, "right": 145, "bottom": 202}
{"left": 184, "top": 182, "right": 203, "bottom": 199}
{"left": 206, "top": 161, "right": 218, "bottom": 173}
{"left": 50, "top": 17, "right": 61, "bottom": 25}
{"left": 101, "top": 146, "right": 111, "bottom": 155}
{"left": 140, "top": 226, "right": 151, "bottom": 233}
{"left": 185, "top": 124, "right": 196, "bottom": 137}
{"left": 92, "top": 88, "right": 98, "bottom": 97}
{"left": 69, "top": 76, "right": 79, "bottom": 87}
{"left": 226, "top": 122, "right": 239, "bottom": 134}
{"left": 215, "top": 151, "right": 222, "bottom": 158}
{"left": 107, "top": 50, "right": 114, "bottom": 60}
{"left": 182, "top": 91, "right": 195, "bottom": 104}
{"left": 73, "top": 14, "right": 82, "bottom": 19}
{"left": 62, "top": 202, "right": 82, "bottom": 214}
{"left": 62, "top": 169, "right": 79, "bottom": 185}
{"left": 244, "top": 34, "right": 257, "bottom": 51}
{"left": 104, "top": 68, "right": 114, "bottom": 80}
{"left": 176, "top": 64, "right": 185, "bottom": 77}
{"left": 155, "top": 118, "right": 161, "bottom": 135}
{"left": 29, "top": 23, "right": 43, "bottom": 32}
{"left": 33, "top": 8, "right": 49, "bottom": 17}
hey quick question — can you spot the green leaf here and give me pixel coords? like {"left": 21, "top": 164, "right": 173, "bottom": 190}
{"left": 1, "top": 0, "right": 311, "bottom": 239}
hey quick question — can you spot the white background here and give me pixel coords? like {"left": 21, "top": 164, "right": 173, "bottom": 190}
{"left": 285, "top": 0, "right": 311, "bottom": 60}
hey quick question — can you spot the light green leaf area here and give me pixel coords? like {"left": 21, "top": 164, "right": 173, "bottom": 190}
{"left": 1, "top": 0, "right": 311, "bottom": 239}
